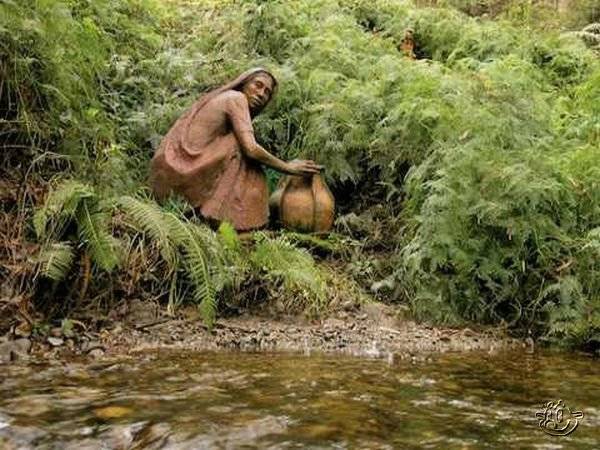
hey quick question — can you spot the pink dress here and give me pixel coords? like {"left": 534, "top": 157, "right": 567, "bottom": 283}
{"left": 150, "top": 90, "right": 268, "bottom": 230}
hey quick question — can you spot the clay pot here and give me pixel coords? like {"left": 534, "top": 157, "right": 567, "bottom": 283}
{"left": 269, "top": 173, "right": 335, "bottom": 232}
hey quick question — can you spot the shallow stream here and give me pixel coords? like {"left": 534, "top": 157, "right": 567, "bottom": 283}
{"left": 0, "top": 350, "right": 598, "bottom": 449}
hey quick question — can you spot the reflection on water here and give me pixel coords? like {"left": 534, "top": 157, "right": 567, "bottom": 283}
{"left": 0, "top": 350, "right": 598, "bottom": 449}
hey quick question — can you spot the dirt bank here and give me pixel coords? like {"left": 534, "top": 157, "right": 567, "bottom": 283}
{"left": 13, "top": 301, "right": 526, "bottom": 363}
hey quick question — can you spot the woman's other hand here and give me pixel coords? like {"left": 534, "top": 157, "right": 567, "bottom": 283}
{"left": 285, "top": 159, "right": 323, "bottom": 176}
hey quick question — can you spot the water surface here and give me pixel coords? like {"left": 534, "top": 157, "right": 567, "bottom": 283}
{"left": 0, "top": 350, "right": 598, "bottom": 449}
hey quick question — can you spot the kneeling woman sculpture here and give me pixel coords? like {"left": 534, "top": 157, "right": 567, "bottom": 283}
{"left": 150, "top": 68, "right": 321, "bottom": 230}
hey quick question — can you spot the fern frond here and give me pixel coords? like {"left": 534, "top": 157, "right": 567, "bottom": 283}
{"left": 250, "top": 233, "right": 326, "bottom": 297}
{"left": 34, "top": 180, "right": 94, "bottom": 239}
{"left": 35, "top": 242, "right": 75, "bottom": 281}
{"left": 165, "top": 215, "right": 217, "bottom": 328}
{"left": 217, "top": 221, "right": 241, "bottom": 253}
{"left": 216, "top": 221, "right": 247, "bottom": 287}
{"left": 118, "top": 196, "right": 178, "bottom": 269}
{"left": 286, "top": 231, "right": 338, "bottom": 252}
{"left": 76, "top": 201, "right": 120, "bottom": 271}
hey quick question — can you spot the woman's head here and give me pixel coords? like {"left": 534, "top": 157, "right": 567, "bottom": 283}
{"left": 241, "top": 71, "right": 276, "bottom": 111}
{"left": 231, "top": 68, "right": 277, "bottom": 115}
{"left": 194, "top": 68, "right": 278, "bottom": 117}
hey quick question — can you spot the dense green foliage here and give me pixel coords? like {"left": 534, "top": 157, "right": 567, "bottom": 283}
{"left": 422, "top": 0, "right": 599, "bottom": 28}
{"left": 2, "top": 0, "right": 599, "bottom": 348}
{"left": 32, "top": 181, "right": 335, "bottom": 327}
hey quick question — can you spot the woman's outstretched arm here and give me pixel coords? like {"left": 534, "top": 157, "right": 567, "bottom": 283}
{"left": 227, "top": 92, "right": 322, "bottom": 176}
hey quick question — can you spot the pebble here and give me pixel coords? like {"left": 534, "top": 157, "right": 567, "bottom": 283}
{"left": 47, "top": 337, "right": 64, "bottom": 347}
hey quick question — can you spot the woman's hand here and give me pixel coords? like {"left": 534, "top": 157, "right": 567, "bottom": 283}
{"left": 285, "top": 159, "right": 323, "bottom": 176}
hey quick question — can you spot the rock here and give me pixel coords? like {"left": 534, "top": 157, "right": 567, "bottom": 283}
{"left": 0, "top": 338, "right": 31, "bottom": 363}
{"left": 93, "top": 406, "right": 133, "bottom": 420}
{"left": 88, "top": 348, "right": 105, "bottom": 359}
{"left": 126, "top": 299, "right": 159, "bottom": 326}
{"left": 81, "top": 340, "right": 102, "bottom": 352}
{"left": 12, "top": 338, "right": 31, "bottom": 353}
{"left": 47, "top": 337, "right": 64, "bottom": 347}
{"left": 10, "top": 338, "right": 31, "bottom": 361}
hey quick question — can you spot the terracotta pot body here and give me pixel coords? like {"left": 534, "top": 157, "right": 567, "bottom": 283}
{"left": 270, "top": 174, "right": 335, "bottom": 232}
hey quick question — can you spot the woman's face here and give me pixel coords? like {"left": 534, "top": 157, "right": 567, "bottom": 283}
{"left": 242, "top": 73, "right": 274, "bottom": 110}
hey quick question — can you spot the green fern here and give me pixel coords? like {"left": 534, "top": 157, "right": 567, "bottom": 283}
{"left": 165, "top": 215, "right": 219, "bottom": 328}
{"left": 118, "top": 196, "right": 178, "bottom": 269}
{"left": 76, "top": 201, "right": 120, "bottom": 272}
{"left": 33, "top": 179, "right": 120, "bottom": 277}
{"left": 250, "top": 233, "right": 327, "bottom": 309}
{"left": 217, "top": 221, "right": 241, "bottom": 253}
{"left": 33, "top": 180, "right": 94, "bottom": 239}
{"left": 285, "top": 231, "right": 338, "bottom": 252}
{"left": 35, "top": 242, "right": 75, "bottom": 281}
{"left": 117, "top": 195, "right": 235, "bottom": 327}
